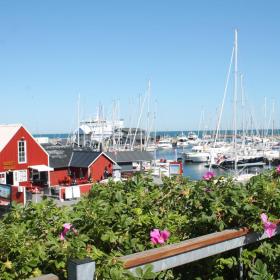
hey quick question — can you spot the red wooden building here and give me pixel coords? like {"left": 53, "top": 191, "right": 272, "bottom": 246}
{"left": 44, "top": 145, "right": 116, "bottom": 186}
{"left": 43, "top": 145, "right": 73, "bottom": 186}
{"left": 69, "top": 150, "right": 116, "bottom": 183}
{"left": 0, "top": 124, "right": 52, "bottom": 189}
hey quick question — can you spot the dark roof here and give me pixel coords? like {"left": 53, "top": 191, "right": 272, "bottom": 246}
{"left": 44, "top": 145, "right": 152, "bottom": 168}
{"left": 113, "top": 164, "right": 122, "bottom": 170}
{"left": 118, "top": 163, "right": 133, "bottom": 172}
{"left": 69, "top": 151, "right": 101, "bottom": 168}
{"left": 105, "top": 151, "right": 153, "bottom": 163}
{"left": 43, "top": 145, "right": 74, "bottom": 168}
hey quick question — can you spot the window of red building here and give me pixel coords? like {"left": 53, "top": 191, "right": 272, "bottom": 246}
{"left": 18, "top": 140, "right": 27, "bottom": 163}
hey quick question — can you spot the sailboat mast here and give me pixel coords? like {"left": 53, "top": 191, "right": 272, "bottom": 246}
{"left": 145, "top": 80, "right": 151, "bottom": 149}
{"left": 154, "top": 99, "right": 157, "bottom": 144}
{"left": 77, "top": 93, "right": 80, "bottom": 147}
{"left": 240, "top": 74, "right": 245, "bottom": 145}
{"left": 264, "top": 97, "right": 267, "bottom": 137}
{"left": 214, "top": 46, "right": 234, "bottom": 147}
{"left": 234, "top": 29, "right": 238, "bottom": 172}
{"left": 272, "top": 100, "right": 275, "bottom": 137}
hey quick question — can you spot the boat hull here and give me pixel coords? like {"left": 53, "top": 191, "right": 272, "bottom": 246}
{"left": 219, "top": 157, "right": 266, "bottom": 169}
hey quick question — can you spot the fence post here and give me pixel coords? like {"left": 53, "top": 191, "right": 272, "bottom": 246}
{"left": 68, "top": 258, "right": 95, "bottom": 280}
{"left": 239, "top": 246, "right": 243, "bottom": 280}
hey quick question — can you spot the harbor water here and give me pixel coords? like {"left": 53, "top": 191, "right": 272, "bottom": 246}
{"left": 155, "top": 147, "right": 229, "bottom": 180}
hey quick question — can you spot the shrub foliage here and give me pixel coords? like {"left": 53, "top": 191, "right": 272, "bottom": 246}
{"left": 1, "top": 169, "right": 280, "bottom": 279}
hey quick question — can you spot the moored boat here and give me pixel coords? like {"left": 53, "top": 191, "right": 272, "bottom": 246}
{"left": 157, "top": 138, "right": 173, "bottom": 149}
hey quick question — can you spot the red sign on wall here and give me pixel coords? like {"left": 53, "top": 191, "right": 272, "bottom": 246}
{"left": 3, "top": 161, "right": 16, "bottom": 170}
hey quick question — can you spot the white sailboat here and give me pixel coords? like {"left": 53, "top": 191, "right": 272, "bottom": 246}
{"left": 207, "top": 30, "right": 265, "bottom": 180}
{"left": 176, "top": 132, "right": 189, "bottom": 147}
{"left": 157, "top": 137, "right": 173, "bottom": 149}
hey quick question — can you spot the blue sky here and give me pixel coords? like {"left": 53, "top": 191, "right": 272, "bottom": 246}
{"left": 0, "top": 1, "right": 279, "bottom": 133}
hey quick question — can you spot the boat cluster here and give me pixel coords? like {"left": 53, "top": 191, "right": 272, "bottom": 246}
{"left": 156, "top": 132, "right": 200, "bottom": 150}
{"left": 179, "top": 134, "right": 280, "bottom": 170}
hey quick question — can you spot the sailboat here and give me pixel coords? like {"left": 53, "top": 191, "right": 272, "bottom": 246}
{"left": 211, "top": 30, "right": 265, "bottom": 175}
{"left": 177, "top": 132, "right": 189, "bottom": 147}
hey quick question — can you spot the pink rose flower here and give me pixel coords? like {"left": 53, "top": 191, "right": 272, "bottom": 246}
{"left": 60, "top": 223, "right": 78, "bottom": 240}
{"left": 203, "top": 171, "right": 215, "bottom": 181}
{"left": 150, "top": 229, "right": 170, "bottom": 245}
{"left": 261, "top": 213, "right": 277, "bottom": 238}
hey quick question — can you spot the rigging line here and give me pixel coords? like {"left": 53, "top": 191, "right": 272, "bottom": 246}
{"left": 214, "top": 46, "right": 235, "bottom": 147}
{"left": 209, "top": 45, "right": 234, "bottom": 171}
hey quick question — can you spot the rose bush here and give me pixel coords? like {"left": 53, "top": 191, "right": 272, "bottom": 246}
{"left": 0, "top": 168, "right": 280, "bottom": 279}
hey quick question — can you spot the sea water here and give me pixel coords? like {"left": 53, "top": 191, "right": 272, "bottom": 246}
{"left": 155, "top": 147, "right": 229, "bottom": 180}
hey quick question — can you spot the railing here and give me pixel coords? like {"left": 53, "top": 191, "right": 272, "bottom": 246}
{"left": 120, "top": 225, "right": 280, "bottom": 279}
{"left": 30, "top": 225, "right": 280, "bottom": 279}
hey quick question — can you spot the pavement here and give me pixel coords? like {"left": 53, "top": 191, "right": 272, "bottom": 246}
{"left": 28, "top": 192, "right": 81, "bottom": 207}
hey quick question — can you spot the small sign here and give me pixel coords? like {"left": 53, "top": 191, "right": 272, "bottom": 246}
{"left": 169, "top": 164, "right": 181, "bottom": 175}
{"left": 0, "top": 184, "right": 11, "bottom": 207}
{"left": 3, "top": 161, "right": 16, "bottom": 170}
{"left": 0, "top": 173, "right": 6, "bottom": 184}
{"left": 65, "top": 187, "right": 73, "bottom": 199}
{"left": 0, "top": 184, "right": 11, "bottom": 199}
{"left": 72, "top": 186, "right": 81, "bottom": 198}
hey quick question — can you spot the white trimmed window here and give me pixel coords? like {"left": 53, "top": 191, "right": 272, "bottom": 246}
{"left": 0, "top": 172, "right": 6, "bottom": 184}
{"left": 18, "top": 140, "right": 27, "bottom": 163}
